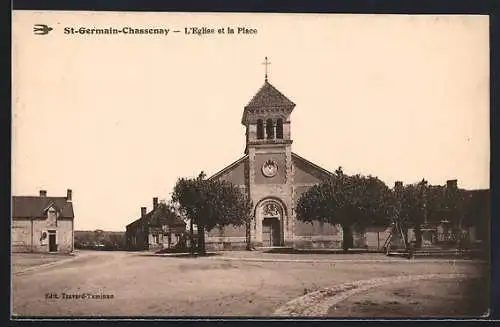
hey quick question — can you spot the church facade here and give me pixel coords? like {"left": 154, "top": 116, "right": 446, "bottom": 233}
{"left": 206, "top": 77, "right": 356, "bottom": 250}
{"left": 204, "top": 73, "right": 488, "bottom": 251}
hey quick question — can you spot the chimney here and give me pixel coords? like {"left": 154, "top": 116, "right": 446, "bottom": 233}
{"left": 39, "top": 190, "right": 47, "bottom": 197}
{"left": 66, "top": 189, "right": 72, "bottom": 202}
{"left": 141, "top": 207, "right": 147, "bottom": 217}
{"left": 153, "top": 197, "right": 158, "bottom": 209}
{"left": 446, "top": 179, "right": 458, "bottom": 190}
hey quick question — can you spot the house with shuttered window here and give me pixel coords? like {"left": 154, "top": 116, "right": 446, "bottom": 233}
{"left": 12, "top": 189, "right": 75, "bottom": 253}
{"left": 125, "top": 197, "right": 187, "bottom": 251}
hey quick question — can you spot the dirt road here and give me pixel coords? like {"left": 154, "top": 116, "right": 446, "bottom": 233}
{"left": 11, "top": 250, "right": 486, "bottom": 317}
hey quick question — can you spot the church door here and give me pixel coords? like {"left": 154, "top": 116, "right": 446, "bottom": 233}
{"left": 259, "top": 201, "right": 284, "bottom": 247}
{"left": 262, "top": 220, "right": 272, "bottom": 246}
{"left": 262, "top": 218, "right": 281, "bottom": 246}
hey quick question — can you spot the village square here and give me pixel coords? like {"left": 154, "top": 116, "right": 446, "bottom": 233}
{"left": 12, "top": 250, "right": 488, "bottom": 317}
{"left": 11, "top": 58, "right": 490, "bottom": 318}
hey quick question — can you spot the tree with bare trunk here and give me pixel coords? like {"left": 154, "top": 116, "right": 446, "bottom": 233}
{"left": 171, "top": 171, "right": 252, "bottom": 255}
{"left": 296, "top": 167, "right": 395, "bottom": 252}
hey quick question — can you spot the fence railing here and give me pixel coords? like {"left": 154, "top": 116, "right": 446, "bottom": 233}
{"left": 435, "top": 232, "right": 458, "bottom": 243}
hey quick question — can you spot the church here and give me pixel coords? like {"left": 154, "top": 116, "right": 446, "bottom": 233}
{"left": 206, "top": 60, "right": 354, "bottom": 250}
{"left": 203, "top": 60, "right": 490, "bottom": 252}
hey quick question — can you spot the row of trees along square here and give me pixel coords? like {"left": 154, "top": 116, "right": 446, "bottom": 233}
{"left": 170, "top": 168, "right": 484, "bottom": 254}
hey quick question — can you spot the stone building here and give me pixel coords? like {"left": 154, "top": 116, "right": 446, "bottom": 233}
{"left": 12, "top": 189, "right": 75, "bottom": 253}
{"left": 417, "top": 182, "right": 490, "bottom": 248}
{"left": 462, "top": 188, "right": 490, "bottom": 245}
{"left": 206, "top": 75, "right": 347, "bottom": 250}
{"left": 205, "top": 71, "right": 491, "bottom": 251}
{"left": 125, "top": 197, "right": 187, "bottom": 251}
{"left": 383, "top": 180, "right": 490, "bottom": 251}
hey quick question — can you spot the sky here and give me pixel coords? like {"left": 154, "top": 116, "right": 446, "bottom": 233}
{"left": 12, "top": 12, "right": 489, "bottom": 231}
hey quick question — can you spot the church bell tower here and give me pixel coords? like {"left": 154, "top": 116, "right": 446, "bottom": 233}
{"left": 241, "top": 57, "right": 295, "bottom": 154}
{"left": 241, "top": 57, "right": 296, "bottom": 246}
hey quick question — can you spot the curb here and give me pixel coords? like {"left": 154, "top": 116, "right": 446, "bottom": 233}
{"left": 140, "top": 251, "right": 487, "bottom": 264}
{"left": 202, "top": 256, "right": 485, "bottom": 264}
{"left": 141, "top": 252, "right": 218, "bottom": 258}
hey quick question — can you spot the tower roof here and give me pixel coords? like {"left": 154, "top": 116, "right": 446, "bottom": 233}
{"left": 245, "top": 80, "right": 295, "bottom": 109}
{"left": 242, "top": 80, "right": 296, "bottom": 124}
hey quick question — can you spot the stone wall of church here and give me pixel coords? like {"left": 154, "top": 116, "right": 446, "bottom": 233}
{"left": 253, "top": 153, "right": 287, "bottom": 184}
{"left": 207, "top": 156, "right": 251, "bottom": 250}
{"left": 248, "top": 123, "right": 257, "bottom": 140}
{"left": 292, "top": 183, "right": 383, "bottom": 250}
{"left": 206, "top": 221, "right": 247, "bottom": 250}
{"left": 292, "top": 223, "right": 389, "bottom": 250}
{"left": 218, "top": 160, "right": 247, "bottom": 185}
{"left": 294, "top": 221, "right": 341, "bottom": 236}
{"left": 251, "top": 183, "right": 292, "bottom": 244}
{"left": 293, "top": 221, "right": 343, "bottom": 248}
{"left": 291, "top": 159, "right": 333, "bottom": 247}
{"left": 364, "top": 226, "right": 392, "bottom": 250}
{"left": 293, "top": 185, "right": 313, "bottom": 205}
{"left": 206, "top": 223, "right": 247, "bottom": 251}
{"left": 206, "top": 156, "right": 248, "bottom": 246}
{"left": 207, "top": 224, "right": 246, "bottom": 238}
{"left": 293, "top": 166, "right": 323, "bottom": 184}
{"left": 249, "top": 148, "right": 294, "bottom": 246}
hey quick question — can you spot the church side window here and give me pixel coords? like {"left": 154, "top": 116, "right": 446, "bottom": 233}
{"left": 257, "top": 119, "right": 264, "bottom": 139}
{"left": 266, "top": 119, "right": 274, "bottom": 139}
{"left": 276, "top": 118, "right": 283, "bottom": 139}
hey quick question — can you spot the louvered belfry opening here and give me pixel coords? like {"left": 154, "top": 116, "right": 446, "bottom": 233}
{"left": 257, "top": 119, "right": 264, "bottom": 139}
{"left": 266, "top": 119, "right": 274, "bottom": 139}
{"left": 276, "top": 118, "right": 283, "bottom": 139}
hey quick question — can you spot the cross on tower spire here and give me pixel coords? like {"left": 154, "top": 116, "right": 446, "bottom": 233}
{"left": 262, "top": 56, "right": 271, "bottom": 82}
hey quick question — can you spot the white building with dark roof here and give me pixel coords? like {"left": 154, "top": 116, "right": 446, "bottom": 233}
{"left": 12, "top": 189, "right": 75, "bottom": 253}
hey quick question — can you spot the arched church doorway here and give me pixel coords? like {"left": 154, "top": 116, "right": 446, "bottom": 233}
{"left": 257, "top": 200, "right": 285, "bottom": 247}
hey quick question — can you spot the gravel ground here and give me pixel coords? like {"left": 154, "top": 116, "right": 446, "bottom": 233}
{"left": 11, "top": 253, "right": 75, "bottom": 274}
{"left": 327, "top": 276, "right": 489, "bottom": 318}
{"left": 11, "top": 250, "right": 486, "bottom": 317}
